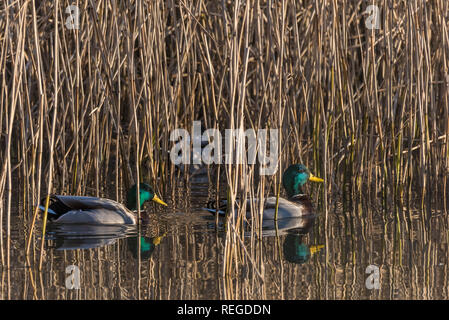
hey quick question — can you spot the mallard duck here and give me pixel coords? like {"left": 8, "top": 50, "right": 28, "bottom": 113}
{"left": 38, "top": 183, "right": 167, "bottom": 225}
{"left": 204, "top": 164, "right": 323, "bottom": 220}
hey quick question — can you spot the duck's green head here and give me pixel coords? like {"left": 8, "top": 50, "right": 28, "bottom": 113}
{"left": 282, "top": 164, "right": 324, "bottom": 198}
{"left": 126, "top": 183, "right": 167, "bottom": 210}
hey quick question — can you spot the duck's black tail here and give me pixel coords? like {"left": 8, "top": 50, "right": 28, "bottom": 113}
{"left": 38, "top": 196, "right": 71, "bottom": 221}
{"left": 203, "top": 199, "right": 227, "bottom": 216}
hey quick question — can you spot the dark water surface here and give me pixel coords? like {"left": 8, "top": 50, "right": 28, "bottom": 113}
{"left": 1, "top": 175, "right": 448, "bottom": 300}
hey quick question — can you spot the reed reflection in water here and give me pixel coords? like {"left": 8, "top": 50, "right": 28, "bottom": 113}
{"left": 1, "top": 179, "right": 448, "bottom": 300}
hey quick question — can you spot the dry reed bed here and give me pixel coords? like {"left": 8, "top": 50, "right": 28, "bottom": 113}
{"left": 0, "top": 0, "right": 448, "bottom": 289}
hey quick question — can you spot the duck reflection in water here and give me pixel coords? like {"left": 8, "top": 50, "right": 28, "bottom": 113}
{"left": 46, "top": 224, "right": 136, "bottom": 250}
{"left": 126, "top": 234, "right": 165, "bottom": 260}
{"left": 261, "top": 215, "right": 324, "bottom": 264}
{"left": 46, "top": 223, "right": 166, "bottom": 260}
{"left": 283, "top": 232, "right": 324, "bottom": 264}
{"left": 205, "top": 213, "right": 324, "bottom": 264}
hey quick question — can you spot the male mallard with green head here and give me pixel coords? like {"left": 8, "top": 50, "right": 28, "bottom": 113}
{"left": 205, "top": 164, "right": 323, "bottom": 220}
{"left": 39, "top": 183, "right": 167, "bottom": 225}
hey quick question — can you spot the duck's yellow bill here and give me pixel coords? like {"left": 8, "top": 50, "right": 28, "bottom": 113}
{"left": 309, "top": 174, "right": 324, "bottom": 183}
{"left": 152, "top": 194, "right": 168, "bottom": 206}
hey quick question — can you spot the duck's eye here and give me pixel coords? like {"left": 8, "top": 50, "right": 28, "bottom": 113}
{"left": 296, "top": 167, "right": 306, "bottom": 174}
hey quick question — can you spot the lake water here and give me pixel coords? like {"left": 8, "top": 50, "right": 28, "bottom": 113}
{"left": 1, "top": 174, "right": 448, "bottom": 300}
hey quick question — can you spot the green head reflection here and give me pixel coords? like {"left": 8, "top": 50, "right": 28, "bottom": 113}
{"left": 127, "top": 234, "right": 165, "bottom": 260}
{"left": 283, "top": 234, "right": 324, "bottom": 264}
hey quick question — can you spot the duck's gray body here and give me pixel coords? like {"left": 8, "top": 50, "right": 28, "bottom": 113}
{"left": 255, "top": 196, "right": 314, "bottom": 220}
{"left": 260, "top": 215, "right": 316, "bottom": 237}
{"left": 204, "top": 194, "right": 315, "bottom": 220}
{"left": 41, "top": 195, "right": 136, "bottom": 225}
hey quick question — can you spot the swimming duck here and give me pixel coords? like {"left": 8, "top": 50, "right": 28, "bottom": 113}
{"left": 204, "top": 164, "right": 323, "bottom": 220}
{"left": 38, "top": 183, "right": 167, "bottom": 225}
